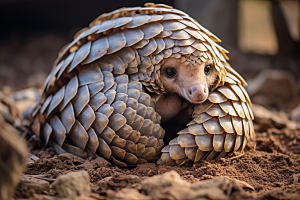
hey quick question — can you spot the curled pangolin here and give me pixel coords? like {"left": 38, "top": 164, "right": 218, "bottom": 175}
{"left": 30, "top": 3, "right": 255, "bottom": 167}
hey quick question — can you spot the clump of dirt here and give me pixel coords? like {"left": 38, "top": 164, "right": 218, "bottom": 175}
{"left": 15, "top": 118, "right": 300, "bottom": 199}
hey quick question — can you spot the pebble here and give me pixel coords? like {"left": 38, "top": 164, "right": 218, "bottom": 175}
{"left": 19, "top": 175, "right": 50, "bottom": 194}
{"left": 52, "top": 170, "right": 91, "bottom": 198}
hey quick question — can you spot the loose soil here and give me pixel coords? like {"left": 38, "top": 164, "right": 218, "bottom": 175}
{"left": 15, "top": 118, "right": 300, "bottom": 200}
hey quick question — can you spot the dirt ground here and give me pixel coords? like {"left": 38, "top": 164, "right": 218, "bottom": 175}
{"left": 10, "top": 108, "right": 298, "bottom": 200}
{"left": 0, "top": 33, "right": 298, "bottom": 200}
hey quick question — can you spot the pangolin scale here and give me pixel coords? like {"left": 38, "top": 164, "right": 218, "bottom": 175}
{"left": 31, "top": 3, "right": 255, "bottom": 167}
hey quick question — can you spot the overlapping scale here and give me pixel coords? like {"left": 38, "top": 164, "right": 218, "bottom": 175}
{"left": 68, "top": 42, "right": 91, "bottom": 73}
{"left": 82, "top": 37, "right": 109, "bottom": 64}
{"left": 31, "top": 3, "right": 254, "bottom": 167}
{"left": 156, "top": 71, "right": 255, "bottom": 165}
{"left": 34, "top": 60, "right": 164, "bottom": 167}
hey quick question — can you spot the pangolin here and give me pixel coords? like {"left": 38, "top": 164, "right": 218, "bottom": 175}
{"left": 30, "top": 3, "right": 255, "bottom": 167}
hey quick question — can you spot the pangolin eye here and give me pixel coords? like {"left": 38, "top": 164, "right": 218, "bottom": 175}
{"left": 165, "top": 68, "right": 176, "bottom": 78}
{"left": 204, "top": 65, "right": 211, "bottom": 75}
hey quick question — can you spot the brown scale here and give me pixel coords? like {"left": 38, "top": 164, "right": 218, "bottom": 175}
{"left": 31, "top": 3, "right": 254, "bottom": 167}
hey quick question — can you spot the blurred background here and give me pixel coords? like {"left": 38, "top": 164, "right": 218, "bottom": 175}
{"left": 0, "top": 0, "right": 299, "bottom": 114}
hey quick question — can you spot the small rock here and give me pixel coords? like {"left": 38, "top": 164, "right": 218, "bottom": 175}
{"left": 107, "top": 188, "right": 151, "bottom": 200}
{"left": 97, "top": 176, "right": 111, "bottom": 190}
{"left": 52, "top": 170, "right": 91, "bottom": 198}
{"left": 142, "top": 171, "right": 188, "bottom": 194}
{"left": 140, "top": 170, "right": 243, "bottom": 200}
{"left": 19, "top": 175, "right": 50, "bottom": 194}
{"left": 98, "top": 174, "right": 142, "bottom": 190}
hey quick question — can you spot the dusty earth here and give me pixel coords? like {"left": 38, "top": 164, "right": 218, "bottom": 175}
{"left": 11, "top": 109, "right": 299, "bottom": 200}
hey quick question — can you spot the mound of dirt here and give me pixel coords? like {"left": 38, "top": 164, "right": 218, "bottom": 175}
{"left": 14, "top": 110, "right": 300, "bottom": 200}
